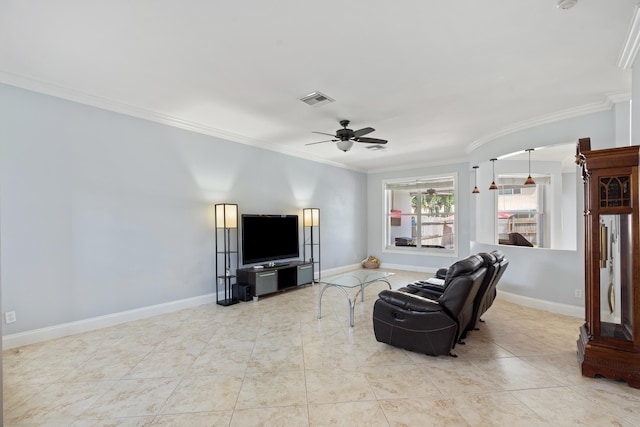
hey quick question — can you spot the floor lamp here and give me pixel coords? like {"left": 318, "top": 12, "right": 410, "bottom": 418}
{"left": 215, "top": 203, "right": 238, "bottom": 306}
{"left": 303, "top": 208, "right": 320, "bottom": 282}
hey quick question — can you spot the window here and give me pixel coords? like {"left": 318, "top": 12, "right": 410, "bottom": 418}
{"left": 496, "top": 175, "right": 550, "bottom": 247}
{"left": 477, "top": 143, "right": 577, "bottom": 250}
{"left": 384, "top": 175, "right": 456, "bottom": 251}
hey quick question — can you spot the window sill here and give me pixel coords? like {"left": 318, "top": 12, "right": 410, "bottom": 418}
{"left": 383, "top": 246, "right": 458, "bottom": 258}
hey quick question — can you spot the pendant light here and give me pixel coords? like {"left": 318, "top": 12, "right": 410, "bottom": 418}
{"left": 489, "top": 158, "right": 498, "bottom": 190}
{"left": 472, "top": 165, "right": 480, "bottom": 194}
{"left": 524, "top": 148, "right": 536, "bottom": 185}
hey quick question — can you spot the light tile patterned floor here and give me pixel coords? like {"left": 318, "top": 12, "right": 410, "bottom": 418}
{"left": 4, "top": 269, "right": 640, "bottom": 426}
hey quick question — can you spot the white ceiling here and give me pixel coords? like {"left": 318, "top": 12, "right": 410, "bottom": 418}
{"left": 1, "top": 1, "right": 637, "bottom": 172}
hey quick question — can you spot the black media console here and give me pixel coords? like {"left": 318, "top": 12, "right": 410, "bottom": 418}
{"left": 236, "top": 261, "right": 313, "bottom": 299}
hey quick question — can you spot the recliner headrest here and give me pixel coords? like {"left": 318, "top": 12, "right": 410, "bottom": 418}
{"left": 477, "top": 252, "right": 496, "bottom": 266}
{"left": 445, "top": 254, "right": 483, "bottom": 281}
{"left": 490, "top": 249, "right": 505, "bottom": 262}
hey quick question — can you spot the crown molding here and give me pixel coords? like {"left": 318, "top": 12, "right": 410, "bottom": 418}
{"left": 366, "top": 155, "right": 468, "bottom": 174}
{"left": 618, "top": 4, "right": 640, "bottom": 70}
{"left": 0, "top": 71, "right": 367, "bottom": 173}
{"left": 607, "top": 90, "right": 633, "bottom": 104}
{"left": 467, "top": 92, "right": 629, "bottom": 153}
{"left": 0, "top": 71, "right": 265, "bottom": 145}
{"left": 2, "top": 71, "right": 630, "bottom": 175}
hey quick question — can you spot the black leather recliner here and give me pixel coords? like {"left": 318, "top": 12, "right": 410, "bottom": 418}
{"left": 404, "top": 250, "right": 508, "bottom": 336}
{"left": 477, "top": 249, "right": 508, "bottom": 321}
{"left": 372, "top": 254, "right": 487, "bottom": 356}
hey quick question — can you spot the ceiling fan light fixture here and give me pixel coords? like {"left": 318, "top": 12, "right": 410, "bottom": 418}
{"left": 337, "top": 140, "right": 354, "bottom": 152}
{"left": 308, "top": 119, "right": 388, "bottom": 152}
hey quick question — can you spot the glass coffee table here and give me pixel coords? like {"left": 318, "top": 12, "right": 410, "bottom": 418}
{"left": 317, "top": 270, "right": 394, "bottom": 327}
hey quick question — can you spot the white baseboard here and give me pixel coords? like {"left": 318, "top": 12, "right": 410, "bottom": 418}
{"left": 497, "top": 290, "right": 584, "bottom": 318}
{"left": 318, "top": 263, "right": 437, "bottom": 277}
{"left": 2, "top": 275, "right": 585, "bottom": 350}
{"left": 376, "top": 263, "right": 584, "bottom": 318}
{"left": 2, "top": 293, "right": 216, "bottom": 350}
{"left": 317, "top": 263, "right": 361, "bottom": 277}
{"left": 379, "top": 263, "right": 438, "bottom": 275}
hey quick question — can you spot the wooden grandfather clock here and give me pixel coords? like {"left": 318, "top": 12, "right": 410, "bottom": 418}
{"left": 576, "top": 138, "right": 640, "bottom": 388}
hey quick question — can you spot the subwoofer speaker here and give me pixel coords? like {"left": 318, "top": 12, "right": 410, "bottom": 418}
{"left": 233, "top": 283, "right": 251, "bottom": 301}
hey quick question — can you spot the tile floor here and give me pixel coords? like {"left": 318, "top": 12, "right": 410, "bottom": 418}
{"left": 4, "top": 269, "right": 640, "bottom": 426}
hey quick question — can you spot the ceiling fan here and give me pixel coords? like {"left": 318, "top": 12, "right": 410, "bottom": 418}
{"left": 306, "top": 120, "right": 388, "bottom": 152}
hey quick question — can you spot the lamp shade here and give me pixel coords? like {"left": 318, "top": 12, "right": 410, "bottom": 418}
{"left": 472, "top": 165, "right": 480, "bottom": 194}
{"left": 215, "top": 204, "right": 237, "bottom": 228}
{"left": 524, "top": 149, "right": 536, "bottom": 186}
{"left": 489, "top": 158, "right": 498, "bottom": 190}
{"left": 303, "top": 208, "right": 320, "bottom": 226}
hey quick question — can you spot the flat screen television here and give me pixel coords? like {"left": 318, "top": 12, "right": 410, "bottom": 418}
{"left": 241, "top": 214, "right": 299, "bottom": 265}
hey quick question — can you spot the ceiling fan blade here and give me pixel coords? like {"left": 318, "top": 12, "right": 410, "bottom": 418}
{"left": 355, "top": 137, "right": 388, "bottom": 144}
{"left": 312, "top": 131, "right": 338, "bottom": 137}
{"left": 305, "top": 139, "right": 336, "bottom": 146}
{"left": 352, "top": 127, "right": 375, "bottom": 138}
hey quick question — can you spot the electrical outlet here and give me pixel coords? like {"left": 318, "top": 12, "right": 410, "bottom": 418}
{"left": 4, "top": 311, "right": 16, "bottom": 324}
{"left": 574, "top": 289, "right": 583, "bottom": 298}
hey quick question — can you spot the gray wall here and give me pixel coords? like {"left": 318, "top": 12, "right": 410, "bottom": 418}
{"left": 469, "top": 108, "right": 620, "bottom": 308}
{"left": 0, "top": 84, "right": 368, "bottom": 335}
{"left": 364, "top": 106, "right": 622, "bottom": 307}
{"left": 0, "top": 81, "right": 631, "bottom": 336}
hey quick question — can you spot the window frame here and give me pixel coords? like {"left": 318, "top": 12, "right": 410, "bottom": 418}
{"left": 382, "top": 173, "right": 458, "bottom": 257}
{"left": 495, "top": 174, "right": 550, "bottom": 248}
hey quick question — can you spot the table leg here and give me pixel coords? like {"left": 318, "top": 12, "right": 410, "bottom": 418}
{"left": 318, "top": 278, "right": 392, "bottom": 327}
{"left": 353, "top": 279, "right": 392, "bottom": 304}
{"left": 349, "top": 298, "right": 356, "bottom": 327}
{"left": 317, "top": 283, "right": 330, "bottom": 320}
{"left": 318, "top": 283, "right": 355, "bottom": 326}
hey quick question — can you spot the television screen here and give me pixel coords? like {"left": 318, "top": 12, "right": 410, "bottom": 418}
{"left": 241, "top": 214, "right": 299, "bottom": 265}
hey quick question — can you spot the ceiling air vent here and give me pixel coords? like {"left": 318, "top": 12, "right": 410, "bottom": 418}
{"left": 300, "top": 91, "right": 334, "bottom": 107}
{"left": 366, "top": 145, "right": 387, "bottom": 151}
{"left": 557, "top": 0, "right": 577, "bottom": 9}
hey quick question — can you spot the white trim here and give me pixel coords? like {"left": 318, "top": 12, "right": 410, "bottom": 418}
{"left": 2, "top": 293, "right": 216, "bottom": 350}
{"left": 318, "top": 264, "right": 363, "bottom": 277}
{"left": 318, "top": 263, "right": 438, "bottom": 277}
{"left": 366, "top": 155, "right": 468, "bottom": 175}
{"left": 381, "top": 173, "right": 459, "bottom": 258}
{"left": 0, "top": 72, "right": 366, "bottom": 174}
{"left": 2, "top": 276, "right": 584, "bottom": 349}
{"left": 618, "top": 4, "right": 640, "bottom": 70}
{"left": 467, "top": 94, "right": 628, "bottom": 153}
{"left": 497, "top": 290, "right": 583, "bottom": 318}
{"left": 380, "top": 263, "right": 438, "bottom": 275}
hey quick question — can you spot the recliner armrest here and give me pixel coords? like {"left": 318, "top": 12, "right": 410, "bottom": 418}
{"left": 407, "top": 283, "right": 444, "bottom": 299}
{"left": 377, "top": 290, "right": 441, "bottom": 312}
